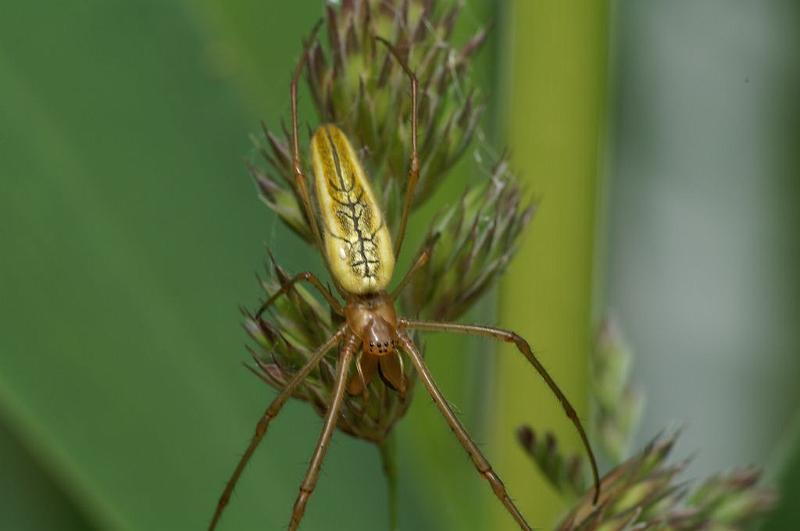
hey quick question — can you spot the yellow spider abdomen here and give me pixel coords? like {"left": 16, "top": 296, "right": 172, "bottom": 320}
{"left": 311, "top": 124, "right": 395, "bottom": 294}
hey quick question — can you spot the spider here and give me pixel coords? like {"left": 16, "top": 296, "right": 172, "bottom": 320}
{"left": 209, "top": 26, "right": 600, "bottom": 531}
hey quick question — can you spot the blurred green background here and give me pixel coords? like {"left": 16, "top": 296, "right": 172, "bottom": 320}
{"left": 1, "top": 1, "right": 798, "bottom": 530}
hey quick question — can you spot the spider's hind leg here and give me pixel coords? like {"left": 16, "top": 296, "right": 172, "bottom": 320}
{"left": 288, "top": 21, "right": 330, "bottom": 261}
{"left": 390, "top": 233, "right": 438, "bottom": 300}
{"left": 257, "top": 270, "right": 343, "bottom": 318}
{"left": 376, "top": 36, "right": 419, "bottom": 259}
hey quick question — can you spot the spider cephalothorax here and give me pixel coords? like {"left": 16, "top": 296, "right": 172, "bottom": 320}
{"left": 344, "top": 291, "right": 406, "bottom": 395}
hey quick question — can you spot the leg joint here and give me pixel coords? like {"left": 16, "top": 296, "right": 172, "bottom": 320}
{"left": 484, "top": 469, "right": 508, "bottom": 498}
{"left": 217, "top": 492, "right": 230, "bottom": 508}
{"left": 255, "top": 418, "right": 269, "bottom": 437}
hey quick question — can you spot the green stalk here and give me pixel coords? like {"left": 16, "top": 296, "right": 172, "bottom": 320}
{"left": 489, "top": 1, "right": 609, "bottom": 528}
{"left": 378, "top": 433, "right": 398, "bottom": 531}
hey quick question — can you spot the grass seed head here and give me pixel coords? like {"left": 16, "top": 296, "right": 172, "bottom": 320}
{"left": 246, "top": 0, "right": 530, "bottom": 444}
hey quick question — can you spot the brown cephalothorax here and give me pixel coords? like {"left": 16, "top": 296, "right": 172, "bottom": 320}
{"left": 344, "top": 292, "right": 406, "bottom": 395}
{"left": 209, "top": 20, "right": 601, "bottom": 531}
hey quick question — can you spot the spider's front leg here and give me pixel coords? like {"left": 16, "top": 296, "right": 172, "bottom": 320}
{"left": 288, "top": 333, "right": 358, "bottom": 531}
{"left": 399, "top": 319, "right": 601, "bottom": 503}
{"left": 396, "top": 334, "right": 533, "bottom": 531}
{"left": 208, "top": 327, "right": 346, "bottom": 531}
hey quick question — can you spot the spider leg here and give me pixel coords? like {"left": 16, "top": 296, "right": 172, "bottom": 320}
{"left": 290, "top": 21, "right": 326, "bottom": 257}
{"left": 208, "top": 327, "right": 346, "bottom": 531}
{"left": 390, "top": 234, "right": 437, "bottom": 300}
{"left": 376, "top": 37, "right": 419, "bottom": 259}
{"left": 397, "top": 334, "right": 532, "bottom": 531}
{"left": 399, "top": 319, "right": 601, "bottom": 504}
{"left": 257, "top": 271, "right": 343, "bottom": 317}
{"left": 288, "top": 334, "right": 358, "bottom": 531}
